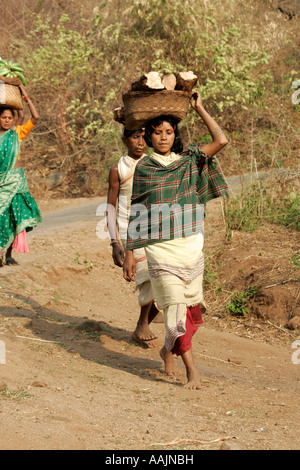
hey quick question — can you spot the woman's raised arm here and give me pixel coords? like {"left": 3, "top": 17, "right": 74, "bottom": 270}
{"left": 19, "top": 84, "right": 39, "bottom": 125}
{"left": 190, "top": 91, "right": 228, "bottom": 157}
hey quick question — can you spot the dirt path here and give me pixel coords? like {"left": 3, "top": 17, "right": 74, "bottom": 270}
{"left": 0, "top": 196, "right": 299, "bottom": 450}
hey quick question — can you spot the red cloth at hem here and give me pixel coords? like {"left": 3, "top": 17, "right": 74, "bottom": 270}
{"left": 171, "top": 304, "right": 203, "bottom": 356}
{"left": 12, "top": 230, "right": 30, "bottom": 253}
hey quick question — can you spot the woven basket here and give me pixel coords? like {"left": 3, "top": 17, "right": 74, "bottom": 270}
{"left": 0, "top": 81, "right": 23, "bottom": 110}
{"left": 122, "top": 90, "right": 190, "bottom": 130}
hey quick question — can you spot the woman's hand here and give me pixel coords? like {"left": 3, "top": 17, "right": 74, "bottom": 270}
{"left": 19, "top": 84, "right": 28, "bottom": 101}
{"left": 190, "top": 91, "right": 202, "bottom": 110}
{"left": 112, "top": 242, "right": 125, "bottom": 267}
{"left": 123, "top": 250, "right": 136, "bottom": 282}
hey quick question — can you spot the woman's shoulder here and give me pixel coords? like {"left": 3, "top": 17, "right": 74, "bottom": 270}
{"left": 16, "top": 119, "right": 35, "bottom": 140}
{"left": 183, "top": 143, "right": 208, "bottom": 158}
{"left": 135, "top": 154, "right": 152, "bottom": 168}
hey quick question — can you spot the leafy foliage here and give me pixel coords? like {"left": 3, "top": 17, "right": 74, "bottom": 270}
{"left": 2, "top": 0, "right": 299, "bottom": 195}
{"left": 226, "top": 287, "right": 259, "bottom": 316}
{"left": 224, "top": 175, "right": 299, "bottom": 236}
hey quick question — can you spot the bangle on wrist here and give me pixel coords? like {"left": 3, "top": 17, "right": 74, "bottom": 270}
{"left": 110, "top": 240, "right": 119, "bottom": 246}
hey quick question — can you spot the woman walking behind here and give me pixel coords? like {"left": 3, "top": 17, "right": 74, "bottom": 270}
{"left": 123, "top": 92, "right": 228, "bottom": 389}
{"left": 0, "top": 84, "right": 42, "bottom": 267}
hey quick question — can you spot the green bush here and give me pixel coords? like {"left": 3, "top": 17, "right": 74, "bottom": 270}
{"left": 226, "top": 287, "right": 258, "bottom": 316}
{"left": 4, "top": 0, "right": 299, "bottom": 194}
{"left": 224, "top": 184, "right": 264, "bottom": 233}
{"left": 224, "top": 179, "right": 300, "bottom": 234}
{"left": 267, "top": 192, "right": 300, "bottom": 231}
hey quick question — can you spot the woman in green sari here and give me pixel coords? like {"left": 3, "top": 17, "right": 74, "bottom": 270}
{"left": 0, "top": 86, "right": 42, "bottom": 267}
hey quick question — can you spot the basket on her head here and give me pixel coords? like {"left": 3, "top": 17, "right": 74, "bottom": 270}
{"left": 0, "top": 76, "right": 23, "bottom": 111}
{"left": 122, "top": 90, "right": 190, "bottom": 130}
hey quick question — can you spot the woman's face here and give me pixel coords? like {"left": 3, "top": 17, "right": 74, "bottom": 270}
{"left": 0, "top": 109, "right": 14, "bottom": 131}
{"left": 151, "top": 121, "right": 175, "bottom": 156}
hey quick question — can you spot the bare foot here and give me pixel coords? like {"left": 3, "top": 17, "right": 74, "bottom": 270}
{"left": 184, "top": 368, "right": 201, "bottom": 390}
{"left": 160, "top": 346, "right": 181, "bottom": 376}
{"left": 133, "top": 323, "right": 158, "bottom": 342}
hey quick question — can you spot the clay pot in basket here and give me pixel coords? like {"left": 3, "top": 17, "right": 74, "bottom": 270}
{"left": 122, "top": 90, "right": 190, "bottom": 130}
{"left": 0, "top": 76, "right": 23, "bottom": 111}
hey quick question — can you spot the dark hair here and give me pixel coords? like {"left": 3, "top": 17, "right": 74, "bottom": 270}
{"left": 123, "top": 128, "right": 144, "bottom": 139}
{"left": 0, "top": 108, "right": 15, "bottom": 118}
{"left": 144, "top": 115, "right": 183, "bottom": 154}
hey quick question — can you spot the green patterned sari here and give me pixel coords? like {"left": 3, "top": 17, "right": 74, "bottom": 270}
{"left": 0, "top": 129, "right": 42, "bottom": 251}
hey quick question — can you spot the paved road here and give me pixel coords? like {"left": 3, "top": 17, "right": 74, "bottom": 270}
{"left": 32, "top": 197, "right": 106, "bottom": 235}
{"left": 31, "top": 168, "right": 294, "bottom": 235}
{"left": 29, "top": 174, "right": 254, "bottom": 236}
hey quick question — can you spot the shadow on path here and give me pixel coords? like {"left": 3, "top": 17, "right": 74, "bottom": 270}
{"left": 0, "top": 291, "right": 174, "bottom": 385}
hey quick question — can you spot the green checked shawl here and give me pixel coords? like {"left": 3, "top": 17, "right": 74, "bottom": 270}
{"left": 126, "top": 144, "right": 228, "bottom": 250}
{"left": 0, "top": 129, "right": 42, "bottom": 251}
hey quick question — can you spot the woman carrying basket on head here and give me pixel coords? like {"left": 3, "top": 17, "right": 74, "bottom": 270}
{"left": 0, "top": 84, "right": 42, "bottom": 267}
{"left": 123, "top": 91, "right": 228, "bottom": 389}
